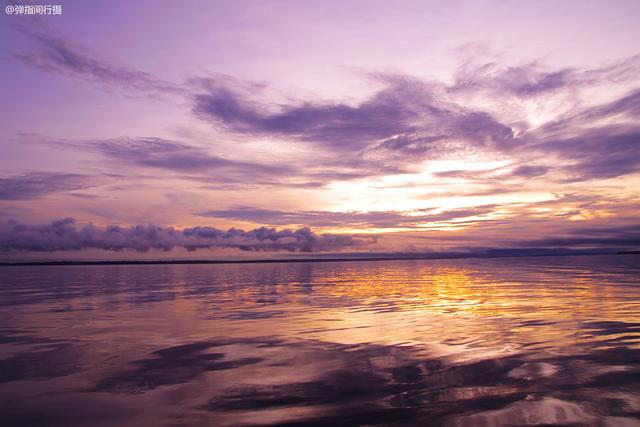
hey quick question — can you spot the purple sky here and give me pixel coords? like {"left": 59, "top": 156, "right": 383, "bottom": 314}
{"left": 1, "top": 0, "right": 639, "bottom": 259}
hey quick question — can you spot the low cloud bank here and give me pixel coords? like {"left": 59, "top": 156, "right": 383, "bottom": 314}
{"left": 0, "top": 218, "right": 365, "bottom": 253}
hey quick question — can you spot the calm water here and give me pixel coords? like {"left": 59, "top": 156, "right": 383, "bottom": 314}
{"left": 1, "top": 255, "right": 639, "bottom": 426}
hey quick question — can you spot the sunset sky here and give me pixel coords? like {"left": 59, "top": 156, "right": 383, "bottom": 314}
{"left": 1, "top": 0, "right": 639, "bottom": 259}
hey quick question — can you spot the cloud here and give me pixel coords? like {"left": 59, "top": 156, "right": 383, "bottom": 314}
{"left": 192, "top": 81, "right": 419, "bottom": 149}
{"left": 452, "top": 54, "right": 640, "bottom": 97}
{"left": 94, "top": 137, "right": 292, "bottom": 177}
{"left": 556, "top": 127, "right": 640, "bottom": 181}
{"left": 189, "top": 67, "right": 640, "bottom": 185}
{"left": 193, "top": 56, "right": 640, "bottom": 177}
{"left": 509, "top": 165, "right": 549, "bottom": 178}
{"left": 593, "top": 89, "right": 640, "bottom": 118}
{"left": 539, "top": 89, "right": 640, "bottom": 136}
{"left": 55, "top": 136, "right": 393, "bottom": 187}
{"left": 11, "top": 25, "right": 640, "bottom": 205}
{"left": 192, "top": 77, "right": 515, "bottom": 155}
{"left": 16, "top": 26, "right": 639, "bottom": 186}
{"left": 528, "top": 108, "right": 640, "bottom": 181}
{"left": 454, "top": 62, "right": 574, "bottom": 97}
{"left": 432, "top": 163, "right": 549, "bottom": 182}
{"left": 430, "top": 87, "right": 640, "bottom": 183}
{"left": 14, "top": 29, "right": 181, "bottom": 95}
{"left": 0, "top": 218, "right": 368, "bottom": 253}
{"left": 192, "top": 57, "right": 640, "bottom": 185}
{"left": 513, "top": 224, "right": 640, "bottom": 248}
{"left": 198, "top": 205, "right": 496, "bottom": 228}
{"left": 0, "top": 173, "right": 95, "bottom": 200}
{"left": 92, "top": 137, "right": 388, "bottom": 187}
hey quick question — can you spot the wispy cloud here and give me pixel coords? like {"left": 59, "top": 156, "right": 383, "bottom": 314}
{"left": 519, "top": 90, "right": 640, "bottom": 181}
{"left": 512, "top": 224, "right": 640, "bottom": 249}
{"left": 14, "top": 28, "right": 182, "bottom": 96}
{"left": 42, "top": 135, "right": 395, "bottom": 187}
{"left": 199, "top": 205, "right": 496, "bottom": 228}
{"left": 452, "top": 54, "right": 640, "bottom": 97}
{"left": 94, "top": 137, "right": 293, "bottom": 177}
{"left": 0, "top": 173, "right": 96, "bottom": 200}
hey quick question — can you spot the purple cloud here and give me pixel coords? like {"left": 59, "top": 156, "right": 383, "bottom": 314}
{"left": 0, "top": 218, "right": 368, "bottom": 253}
{"left": 192, "top": 80, "right": 420, "bottom": 150}
{"left": 452, "top": 55, "right": 640, "bottom": 97}
{"left": 527, "top": 89, "right": 640, "bottom": 181}
{"left": 94, "top": 137, "right": 293, "bottom": 176}
{"left": 192, "top": 77, "right": 515, "bottom": 154}
{"left": 14, "top": 28, "right": 181, "bottom": 95}
{"left": 513, "top": 224, "right": 640, "bottom": 248}
{"left": 91, "top": 137, "right": 389, "bottom": 186}
{"left": 15, "top": 26, "right": 639, "bottom": 187}
{"left": 555, "top": 127, "right": 640, "bottom": 181}
{"left": 0, "top": 173, "right": 95, "bottom": 200}
{"left": 199, "top": 205, "right": 496, "bottom": 228}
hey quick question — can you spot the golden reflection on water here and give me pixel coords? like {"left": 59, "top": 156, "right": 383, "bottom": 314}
{"left": 8, "top": 258, "right": 636, "bottom": 359}
{"left": 176, "top": 259, "right": 640, "bottom": 359}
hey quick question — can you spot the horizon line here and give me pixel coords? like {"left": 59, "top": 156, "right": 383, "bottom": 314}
{"left": 1, "top": 249, "right": 638, "bottom": 267}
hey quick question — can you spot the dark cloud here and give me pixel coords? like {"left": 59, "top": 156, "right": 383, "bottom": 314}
{"left": 14, "top": 29, "right": 181, "bottom": 95}
{"left": 198, "top": 205, "right": 496, "bottom": 228}
{"left": 527, "top": 124, "right": 640, "bottom": 181}
{"left": 192, "top": 78, "right": 515, "bottom": 154}
{"left": 0, "top": 173, "right": 95, "bottom": 200}
{"left": 514, "top": 224, "right": 640, "bottom": 248}
{"left": 502, "top": 87, "right": 640, "bottom": 182}
{"left": 0, "top": 218, "right": 368, "bottom": 253}
{"left": 190, "top": 68, "right": 640, "bottom": 184}
{"left": 562, "top": 129, "right": 640, "bottom": 181}
{"left": 192, "top": 79, "right": 419, "bottom": 148}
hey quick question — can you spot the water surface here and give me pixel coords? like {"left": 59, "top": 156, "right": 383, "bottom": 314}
{"left": 1, "top": 255, "right": 639, "bottom": 426}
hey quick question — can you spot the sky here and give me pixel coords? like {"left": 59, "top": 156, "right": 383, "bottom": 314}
{"left": 0, "top": 0, "right": 639, "bottom": 260}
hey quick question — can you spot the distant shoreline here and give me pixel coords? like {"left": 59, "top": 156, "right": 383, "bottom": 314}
{"left": 0, "top": 250, "right": 636, "bottom": 267}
